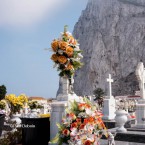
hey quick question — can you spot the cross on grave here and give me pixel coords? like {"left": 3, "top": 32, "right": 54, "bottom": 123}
{"left": 136, "top": 62, "right": 145, "bottom": 99}
{"left": 107, "top": 74, "right": 114, "bottom": 98}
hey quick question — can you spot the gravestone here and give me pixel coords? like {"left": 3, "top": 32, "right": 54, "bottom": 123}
{"left": 102, "top": 74, "right": 116, "bottom": 120}
{"left": 135, "top": 62, "right": 145, "bottom": 128}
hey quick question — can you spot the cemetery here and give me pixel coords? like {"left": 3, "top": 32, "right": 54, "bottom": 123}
{"left": 1, "top": 0, "right": 145, "bottom": 145}
{"left": 0, "top": 26, "right": 145, "bottom": 145}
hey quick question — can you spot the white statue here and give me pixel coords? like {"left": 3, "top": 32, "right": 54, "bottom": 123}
{"left": 135, "top": 62, "right": 145, "bottom": 99}
{"left": 108, "top": 132, "right": 116, "bottom": 145}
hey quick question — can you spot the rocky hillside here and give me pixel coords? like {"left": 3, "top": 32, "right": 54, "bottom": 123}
{"left": 73, "top": 0, "right": 145, "bottom": 96}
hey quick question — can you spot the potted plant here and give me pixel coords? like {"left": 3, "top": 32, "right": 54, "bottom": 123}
{"left": 0, "top": 85, "right": 7, "bottom": 136}
{"left": 5, "top": 94, "right": 28, "bottom": 124}
{"left": 28, "top": 100, "right": 43, "bottom": 114}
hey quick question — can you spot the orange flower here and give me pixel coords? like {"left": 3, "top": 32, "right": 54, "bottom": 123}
{"left": 65, "top": 63, "right": 74, "bottom": 70}
{"left": 85, "top": 104, "right": 91, "bottom": 109}
{"left": 78, "top": 103, "right": 85, "bottom": 111}
{"left": 76, "top": 118, "right": 81, "bottom": 125}
{"left": 58, "top": 55, "right": 67, "bottom": 64}
{"left": 62, "top": 129, "right": 70, "bottom": 137}
{"left": 84, "top": 140, "right": 92, "bottom": 145}
{"left": 51, "top": 40, "right": 59, "bottom": 52}
{"left": 59, "top": 41, "right": 68, "bottom": 50}
{"left": 88, "top": 117, "right": 94, "bottom": 124}
{"left": 69, "top": 113, "right": 76, "bottom": 120}
{"left": 65, "top": 46, "right": 74, "bottom": 57}
{"left": 68, "top": 36, "right": 77, "bottom": 45}
{"left": 51, "top": 54, "right": 58, "bottom": 62}
{"left": 63, "top": 32, "right": 70, "bottom": 38}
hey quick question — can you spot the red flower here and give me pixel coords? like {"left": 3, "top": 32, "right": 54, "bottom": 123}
{"left": 62, "top": 129, "right": 70, "bottom": 137}
{"left": 79, "top": 124, "right": 85, "bottom": 130}
{"left": 71, "top": 122, "right": 78, "bottom": 130}
{"left": 84, "top": 140, "right": 92, "bottom": 145}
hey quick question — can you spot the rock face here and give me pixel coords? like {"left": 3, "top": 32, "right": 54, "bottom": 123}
{"left": 73, "top": 0, "right": 145, "bottom": 96}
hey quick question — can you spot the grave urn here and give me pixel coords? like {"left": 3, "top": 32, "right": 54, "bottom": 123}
{"left": 115, "top": 110, "right": 128, "bottom": 132}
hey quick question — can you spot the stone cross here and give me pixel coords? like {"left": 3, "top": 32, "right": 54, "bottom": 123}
{"left": 107, "top": 74, "right": 114, "bottom": 98}
{"left": 136, "top": 62, "right": 145, "bottom": 99}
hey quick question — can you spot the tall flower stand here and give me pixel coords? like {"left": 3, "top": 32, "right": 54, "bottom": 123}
{"left": 50, "top": 76, "right": 79, "bottom": 143}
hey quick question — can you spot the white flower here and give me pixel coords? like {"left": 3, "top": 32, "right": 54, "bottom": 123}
{"left": 78, "top": 53, "right": 83, "bottom": 58}
{"left": 70, "top": 128, "right": 78, "bottom": 137}
{"left": 85, "top": 108, "right": 93, "bottom": 115}
{"left": 74, "top": 46, "right": 80, "bottom": 51}
{"left": 71, "top": 58, "right": 80, "bottom": 62}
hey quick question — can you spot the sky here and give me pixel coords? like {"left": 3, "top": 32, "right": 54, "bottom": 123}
{"left": 0, "top": 0, "right": 88, "bottom": 98}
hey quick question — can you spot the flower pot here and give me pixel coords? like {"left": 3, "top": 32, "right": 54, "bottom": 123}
{"left": 0, "top": 114, "right": 5, "bottom": 136}
{"left": 10, "top": 114, "right": 21, "bottom": 125}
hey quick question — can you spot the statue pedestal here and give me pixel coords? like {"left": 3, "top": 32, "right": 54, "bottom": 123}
{"left": 50, "top": 76, "right": 80, "bottom": 143}
{"left": 50, "top": 101, "right": 67, "bottom": 141}
{"left": 102, "top": 96, "right": 116, "bottom": 120}
{"left": 135, "top": 99, "right": 145, "bottom": 128}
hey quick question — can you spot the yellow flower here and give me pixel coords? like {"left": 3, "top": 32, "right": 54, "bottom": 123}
{"left": 58, "top": 55, "right": 67, "bottom": 64}
{"left": 51, "top": 54, "right": 58, "bottom": 62}
{"left": 65, "top": 46, "right": 74, "bottom": 57}
{"left": 51, "top": 40, "right": 59, "bottom": 52}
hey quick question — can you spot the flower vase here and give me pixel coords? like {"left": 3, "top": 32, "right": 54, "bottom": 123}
{"left": 10, "top": 113, "right": 21, "bottom": 125}
{"left": 31, "top": 109, "right": 38, "bottom": 117}
{"left": 115, "top": 110, "right": 128, "bottom": 132}
{"left": 56, "top": 76, "right": 69, "bottom": 101}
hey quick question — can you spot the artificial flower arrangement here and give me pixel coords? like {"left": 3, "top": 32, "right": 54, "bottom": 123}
{"left": 5, "top": 94, "right": 28, "bottom": 115}
{"left": 50, "top": 97, "right": 108, "bottom": 145}
{"left": 28, "top": 100, "right": 43, "bottom": 110}
{"left": 50, "top": 26, "right": 83, "bottom": 78}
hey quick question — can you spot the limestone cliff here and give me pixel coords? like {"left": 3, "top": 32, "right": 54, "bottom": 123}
{"left": 73, "top": 0, "right": 145, "bottom": 96}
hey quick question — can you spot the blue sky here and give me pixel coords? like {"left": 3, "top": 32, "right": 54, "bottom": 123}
{"left": 0, "top": 0, "right": 88, "bottom": 98}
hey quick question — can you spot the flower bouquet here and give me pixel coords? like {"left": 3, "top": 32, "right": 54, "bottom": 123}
{"left": 50, "top": 25, "right": 83, "bottom": 78}
{"left": 28, "top": 100, "right": 43, "bottom": 110}
{"left": 50, "top": 97, "right": 108, "bottom": 145}
{"left": 5, "top": 94, "right": 28, "bottom": 115}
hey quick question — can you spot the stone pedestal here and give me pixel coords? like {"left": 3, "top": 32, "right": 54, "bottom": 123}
{"left": 50, "top": 101, "right": 67, "bottom": 141}
{"left": 102, "top": 96, "right": 116, "bottom": 120}
{"left": 135, "top": 100, "right": 145, "bottom": 128}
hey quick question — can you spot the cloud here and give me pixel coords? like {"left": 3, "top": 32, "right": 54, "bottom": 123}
{"left": 0, "top": 0, "right": 68, "bottom": 27}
